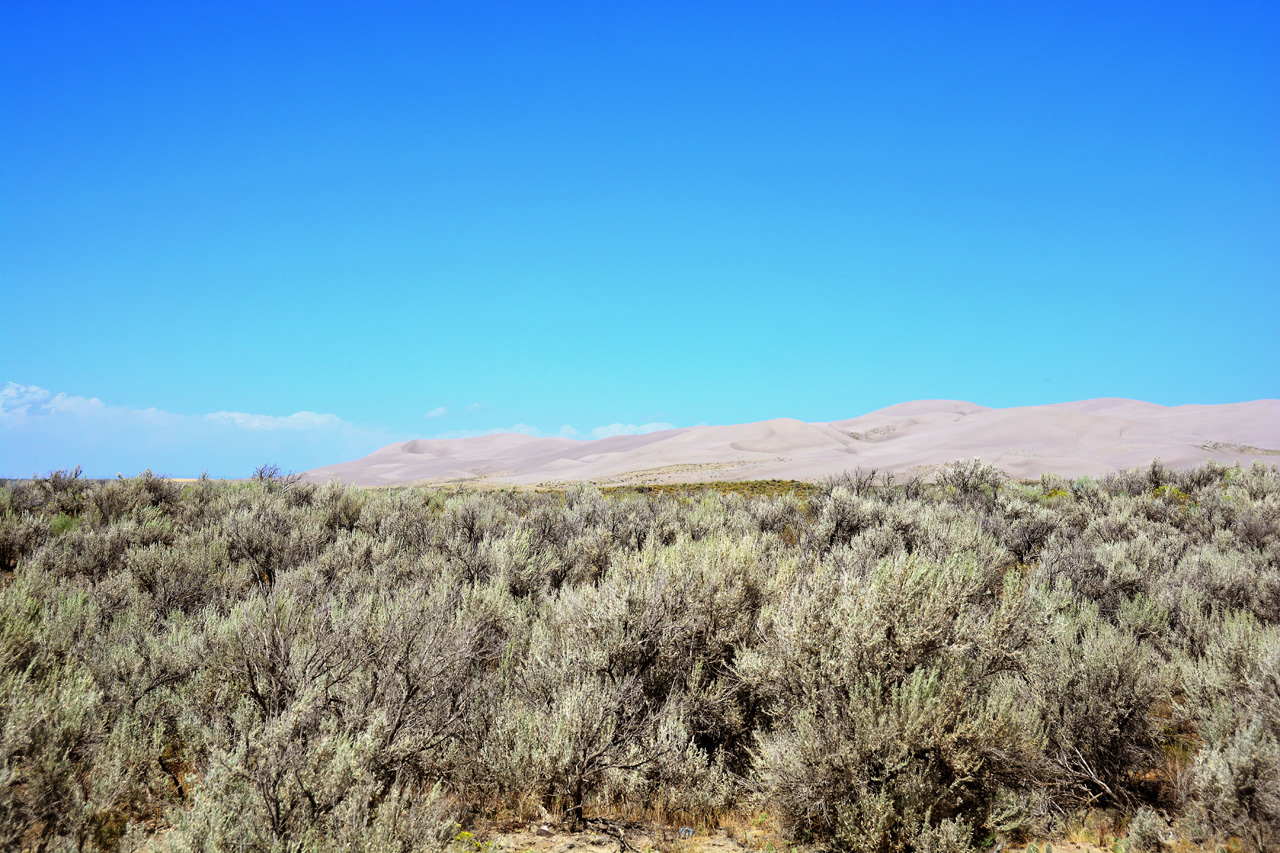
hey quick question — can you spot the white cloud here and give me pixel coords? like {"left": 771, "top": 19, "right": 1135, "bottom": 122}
{"left": 0, "top": 383, "right": 49, "bottom": 404}
{"left": 430, "top": 423, "right": 542, "bottom": 440}
{"left": 46, "top": 392, "right": 108, "bottom": 416}
{"left": 432, "top": 421, "right": 678, "bottom": 441}
{"left": 2, "top": 383, "right": 112, "bottom": 423}
{"left": 465, "top": 402, "right": 483, "bottom": 412}
{"left": 589, "top": 422, "right": 675, "bottom": 439}
{"left": 1, "top": 381, "right": 398, "bottom": 478}
{"left": 430, "top": 422, "right": 679, "bottom": 442}
{"left": 204, "top": 410, "right": 346, "bottom": 431}
{"left": 425, "top": 406, "right": 449, "bottom": 419}
{"left": 1, "top": 382, "right": 55, "bottom": 420}
{"left": 2, "top": 381, "right": 687, "bottom": 478}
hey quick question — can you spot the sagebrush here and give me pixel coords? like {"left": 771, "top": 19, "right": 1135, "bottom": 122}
{"left": 1, "top": 459, "right": 1278, "bottom": 852}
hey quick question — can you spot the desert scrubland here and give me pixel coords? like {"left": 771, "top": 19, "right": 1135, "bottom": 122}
{"left": 2, "top": 460, "right": 1280, "bottom": 852}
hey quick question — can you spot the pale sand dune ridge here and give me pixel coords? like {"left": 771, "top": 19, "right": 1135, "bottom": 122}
{"left": 302, "top": 399, "right": 1280, "bottom": 486}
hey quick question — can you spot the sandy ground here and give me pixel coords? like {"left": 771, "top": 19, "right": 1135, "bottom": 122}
{"left": 477, "top": 825, "right": 1114, "bottom": 853}
{"left": 488, "top": 826, "right": 756, "bottom": 853}
{"left": 302, "top": 398, "right": 1280, "bottom": 487}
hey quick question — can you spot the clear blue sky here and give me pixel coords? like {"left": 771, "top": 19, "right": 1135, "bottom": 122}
{"left": 3, "top": 1, "right": 1277, "bottom": 477}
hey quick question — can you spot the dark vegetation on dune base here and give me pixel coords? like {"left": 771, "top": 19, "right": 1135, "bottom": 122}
{"left": 2, "top": 460, "right": 1279, "bottom": 853}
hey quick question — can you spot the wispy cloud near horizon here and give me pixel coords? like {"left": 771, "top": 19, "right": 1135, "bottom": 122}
{"left": 587, "top": 422, "right": 675, "bottom": 439}
{"left": 1, "top": 382, "right": 687, "bottom": 477}
{"left": 430, "top": 421, "right": 677, "bottom": 442}
{"left": 204, "top": 410, "right": 348, "bottom": 430}
{"left": 427, "top": 424, "right": 542, "bottom": 440}
{"left": 1, "top": 382, "right": 400, "bottom": 478}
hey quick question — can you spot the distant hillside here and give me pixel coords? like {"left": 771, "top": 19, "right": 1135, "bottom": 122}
{"left": 303, "top": 398, "right": 1280, "bottom": 486}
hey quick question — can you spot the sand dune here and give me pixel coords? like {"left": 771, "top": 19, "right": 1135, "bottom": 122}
{"left": 302, "top": 399, "right": 1280, "bottom": 486}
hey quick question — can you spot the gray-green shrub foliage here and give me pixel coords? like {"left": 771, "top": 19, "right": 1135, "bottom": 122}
{"left": 0, "top": 461, "right": 1278, "bottom": 851}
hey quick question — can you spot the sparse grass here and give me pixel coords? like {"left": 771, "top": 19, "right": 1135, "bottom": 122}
{"left": 1200, "top": 441, "right": 1280, "bottom": 456}
{"left": 601, "top": 479, "right": 823, "bottom": 500}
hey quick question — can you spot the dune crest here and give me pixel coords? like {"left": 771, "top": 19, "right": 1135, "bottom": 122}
{"left": 302, "top": 399, "right": 1280, "bottom": 486}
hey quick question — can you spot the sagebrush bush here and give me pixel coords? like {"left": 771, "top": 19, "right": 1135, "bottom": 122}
{"left": 1, "top": 461, "right": 1278, "bottom": 851}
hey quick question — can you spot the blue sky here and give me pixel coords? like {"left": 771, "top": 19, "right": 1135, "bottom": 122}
{"left": 3, "top": 1, "right": 1277, "bottom": 477}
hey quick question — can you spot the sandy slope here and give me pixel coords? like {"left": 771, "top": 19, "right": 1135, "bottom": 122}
{"left": 302, "top": 399, "right": 1280, "bottom": 486}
